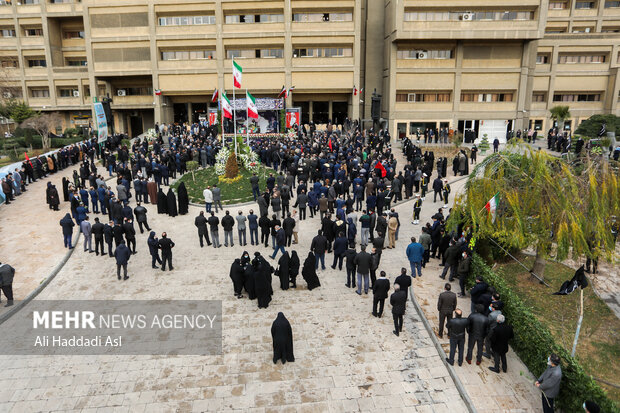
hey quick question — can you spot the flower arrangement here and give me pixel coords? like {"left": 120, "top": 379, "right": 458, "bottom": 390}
{"left": 238, "top": 150, "right": 260, "bottom": 173}
{"left": 145, "top": 128, "right": 157, "bottom": 140}
{"left": 219, "top": 174, "right": 243, "bottom": 184}
{"left": 214, "top": 146, "right": 231, "bottom": 176}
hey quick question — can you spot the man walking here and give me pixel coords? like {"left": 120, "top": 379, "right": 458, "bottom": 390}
{"left": 81, "top": 216, "right": 93, "bottom": 253}
{"left": 535, "top": 354, "right": 562, "bottom": 413}
{"left": 0, "top": 262, "right": 15, "bottom": 307}
{"left": 390, "top": 283, "right": 407, "bottom": 336}
{"left": 437, "top": 283, "right": 457, "bottom": 339}
{"left": 158, "top": 232, "right": 175, "bottom": 271}
{"left": 387, "top": 213, "right": 398, "bottom": 249}
{"left": 113, "top": 240, "right": 131, "bottom": 280}
{"left": 406, "top": 237, "right": 424, "bottom": 278}
{"left": 466, "top": 304, "right": 489, "bottom": 365}
{"left": 488, "top": 314, "right": 514, "bottom": 373}
{"left": 194, "top": 211, "right": 211, "bottom": 248}
{"left": 446, "top": 309, "right": 469, "bottom": 366}
{"left": 270, "top": 225, "right": 286, "bottom": 260}
{"left": 59, "top": 213, "right": 75, "bottom": 249}
{"left": 354, "top": 245, "right": 372, "bottom": 295}
{"left": 310, "top": 230, "right": 328, "bottom": 270}
{"left": 236, "top": 211, "right": 247, "bottom": 246}
{"left": 372, "top": 270, "right": 390, "bottom": 318}
{"left": 133, "top": 202, "right": 151, "bottom": 233}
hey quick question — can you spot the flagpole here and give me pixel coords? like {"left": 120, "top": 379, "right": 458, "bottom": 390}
{"left": 571, "top": 287, "right": 584, "bottom": 357}
{"left": 245, "top": 89, "right": 249, "bottom": 147}
{"left": 232, "top": 58, "right": 237, "bottom": 156}
{"left": 219, "top": 91, "right": 223, "bottom": 142}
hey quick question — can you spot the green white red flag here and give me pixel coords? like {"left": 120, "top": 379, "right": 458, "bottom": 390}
{"left": 232, "top": 60, "right": 242, "bottom": 88}
{"left": 221, "top": 93, "right": 232, "bottom": 119}
{"left": 247, "top": 91, "right": 258, "bottom": 119}
{"left": 484, "top": 192, "right": 500, "bottom": 223}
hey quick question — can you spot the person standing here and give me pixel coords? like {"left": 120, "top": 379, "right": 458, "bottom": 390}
{"left": 419, "top": 227, "right": 432, "bottom": 268}
{"left": 158, "top": 232, "right": 175, "bottom": 271}
{"left": 359, "top": 210, "right": 371, "bottom": 246}
{"left": 387, "top": 214, "right": 398, "bottom": 249}
{"left": 282, "top": 212, "right": 295, "bottom": 247}
{"left": 208, "top": 211, "right": 221, "bottom": 248}
{"left": 412, "top": 195, "right": 422, "bottom": 225}
{"left": 394, "top": 267, "right": 411, "bottom": 299}
{"left": 194, "top": 211, "right": 211, "bottom": 248}
{"left": 445, "top": 309, "right": 469, "bottom": 366}
{"left": 488, "top": 314, "right": 514, "bottom": 373}
{"left": 133, "top": 202, "right": 151, "bottom": 234}
{"left": 457, "top": 250, "right": 472, "bottom": 296}
{"left": 466, "top": 304, "right": 489, "bottom": 365}
{"left": 248, "top": 209, "right": 259, "bottom": 246}
{"left": 113, "top": 240, "right": 131, "bottom": 280}
{"left": 221, "top": 210, "right": 235, "bottom": 247}
{"left": 250, "top": 173, "right": 260, "bottom": 201}
{"left": 59, "top": 213, "right": 75, "bottom": 249}
{"left": 236, "top": 211, "right": 248, "bottom": 246}
{"left": 292, "top": 209, "right": 299, "bottom": 244}
{"left": 440, "top": 240, "right": 460, "bottom": 281}
{"left": 212, "top": 184, "right": 223, "bottom": 213}
{"left": 405, "top": 237, "right": 424, "bottom": 278}
{"left": 293, "top": 190, "right": 307, "bottom": 220}
{"left": 310, "top": 230, "right": 328, "bottom": 270}
{"left": 123, "top": 218, "right": 137, "bottom": 254}
{"left": 104, "top": 220, "right": 114, "bottom": 257}
{"left": 203, "top": 186, "right": 213, "bottom": 213}
{"left": 354, "top": 245, "right": 372, "bottom": 295}
{"left": 270, "top": 225, "right": 286, "bottom": 260}
{"left": 390, "top": 283, "right": 407, "bottom": 336}
{"left": 80, "top": 216, "right": 93, "bottom": 253}
{"left": 0, "top": 262, "right": 15, "bottom": 307}
{"left": 372, "top": 271, "right": 390, "bottom": 318}
{"left": 92, "top": 217, "right": 105, "bottom": 256}
{"left": 271, "top": 312, "right": 295, "bottom": 365}
{"left": 331, "top": 232, "right": 347, "bottom": 270}
{"left": 147, "top": 231, "right": 162, "bottom": 269}
{"left": 437, "top": 283, "right": 457, "bottom": 339}
{"left": 493, "top": 138, "right": 500, "bottom": 153}
{"left": 535, "top": 354, "right": 562, "bottom": 413}
{"left": 259, "top": 214, "right": 270, "bottom": 247}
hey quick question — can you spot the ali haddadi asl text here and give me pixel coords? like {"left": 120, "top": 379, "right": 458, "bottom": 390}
{"left": 34, "top": 335, "right": 121, "bottom": 347}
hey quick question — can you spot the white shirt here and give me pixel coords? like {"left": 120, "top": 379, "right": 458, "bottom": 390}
{"left": 203, "top": 188, "right": 213, "bottom": 203}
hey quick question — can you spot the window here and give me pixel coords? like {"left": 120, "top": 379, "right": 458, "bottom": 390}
{"left": 397, "top": 49, "right": 453, "bottom": 59}
{"left": 160, "top": 50, "right": 215, "bottom": 60}
{"left": 403, "top": 10, "right": 534, "bottom": 21}
{"left": 27, "top": 59, "right": 46, "bottom": 67}
{"left": 65, "top": 58, "right": 87, "bottom": 66}
{"left": 84, "top": 86, "right": 90, "bottom": 97}
{"left": 292, "top": 12, "right": 352, "bottom": 22}
{"left": 30, "top": 88, "right": 49, "bottom": 98}
{"left": 226, "top": 49, "right": 255, "bottom": 59}
{"left": 63, "top": 31, "right": 84, "bottom": 39}
{"left": 602, "top": 26, "right": 620, "bottom": 32}
{"left": 115, "top": 87, "right": 152, "bottom": 96}
{"left": 549, "top": 1, "right": 568, "bottom": 9}
{"left": 553, "top": 93, "right": 602, "bottom": 101}
{"left": 24, "top": 28, "right": 43, "bottom": 36}
{"left": 58, "top": 88, "right": 78, "bottom": 98}
{"left": 157, "top": 15, "right": 215, "bottom": 26}
{"left": 605, "top": 0, "right": 620, "bottom": 7}
{"left": 396, "top": 91, "right": 451, "bottom": 102}
{"left": 558, "top": 54, "right": 606, "bottom": 63}
{"left": 0, "top": 59, "right": 18, "bottom": 68}
{"left": 532, "top": 93, "right": 546, "bottom": 102}
{"left": 293, "top": 47, "right": 352, "bottom": 58}
{"left": 259, "top": 48, "right": 283, "bottom": 58}
{"left": 0, "top": 28, "right": 15, "bottom": 37}
{"left": 259, "top": 14, "right": 284, "bottom": 23}
{"left": 460, "top": 92, "right": 514, "bottom": 102}
{"left": 575, "top": 1, "right": 596, "bottom": 8}
{"left": 536, "top": 54, "right": 549, "bottom": 64}
{"left": 20, "top": 0, "right": 39, "bottom": 3}
{"left": 572, "top": 26, "right": 594, "bottom": 33}
{"left": 545, "top": 27, "right": 567, "bottom": 33}
{"left": 226, "top": 14, "right": 283, "bottom": 23}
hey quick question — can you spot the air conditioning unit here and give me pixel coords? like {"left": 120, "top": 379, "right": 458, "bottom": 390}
{"left": 117, "top": 89, "right": 126, "bottom": 96}
{"left": 462, "top": 13, "right": 474, "bottom": 21}
{"left": 73, "top": 90, "right": 80, "bottom": 97}
{"left": 417, "top": 51, "right": 428, "bottom": 59}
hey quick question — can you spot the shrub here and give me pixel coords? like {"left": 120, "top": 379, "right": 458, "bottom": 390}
{"left": 468, "top": 254, "right": 619, "bottom": 413}
{"left": 224, "top": 151, "right": 239, "bottom": 179}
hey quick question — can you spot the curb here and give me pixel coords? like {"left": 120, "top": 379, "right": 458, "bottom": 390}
{"left": 408, "top": 285, "right": 478, "bottom": 413}
{"left": 0, "top": 231, "right": 81, "bottom": 326}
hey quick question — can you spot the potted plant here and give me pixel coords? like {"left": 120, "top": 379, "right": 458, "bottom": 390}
{"left": 479, "top": 134, "right": 490, "bottom": 154}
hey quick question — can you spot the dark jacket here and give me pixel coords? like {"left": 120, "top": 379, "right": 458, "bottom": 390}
{"left": 344, "top": 248, "right": 357, "bottom": 270}
{"left": 147, "top": 232, "right": 159, "bottom": 256}
{"left": 310, "top": 234, "right": 328, "bottom": 254}
{"left": 390, "top": 290, "right": 407, "bottom": 315}
{"left": 333, "top": 236, "right": 348, "bottom": 255}
{"left": 221, "top": 215, "right": 235, "bottom": 231}
{"left": 275, "top": 228, "right": 285, "bottom": 246}
{"left": 467, "top": 311, "right": 489, "bottom": 339}
{"left": 195, "top": 215, "right": 208, "bottom": 234}
{"left": 437, "top": 291, "right": 457, "bottom": 313}
{"left": 0, "top": 263, "right": 15, "bottom": 286}
{"left": 134, "top": 205, "right": 148, "bottom": 223}
{"left": 92, "top": 222, "right": 105, "bottom": 239}
{"left": 207, "top": 215, "right": 220, "bottom": 231}
{"left": 447, "top": 315, "right": 469, "bottom": 339}
{"left": 394, "top": 274, "right": 411, "bottom": 297}
{"left": 444, "top": 245, "right": 461, "bottom": 266}
{"left": 457, "top": 256, "right": 471, "bottom": 277}
{"left": 489, "top": 323, "right": 514, "bottom": 354}
{"left": 158, "top": 237, "right": 175, "bottom": 255}
{"left": 470, "top": 281, "right": 489, "bottom": 304}
{"left": 354, "top": 251, "right": 372, "bottom": 274}
{"left": 372, "top": 277, "right": 390, "bottom": 299}
{"left": 248, "top": 214, "right": 258, "bottom": 230}
{"left": 114, "top": 243, "right": 131, "bottom": 265}
{"left": 59, "top": 213, "right": 75, "bottom": 236}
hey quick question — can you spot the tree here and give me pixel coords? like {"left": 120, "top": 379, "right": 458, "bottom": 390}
{"left": 186, "top": 160, "right": 199, "bottom": 182}
{"left": 21, "top": 112, "right": 63, "bottom": 150}
{"left": 450, "top": 148, "right": 619, "bottom": 280}
{"left": 0, "top": 100, "right": 37, "bottom": 124}
{"left": 574, "top": 114, "right": 620, "bottom": 137}
{"left": 224, "top": 151, "right": 239, "bottom": 179}
{"left": 550, "top": 105, "right": 571, "bottom": 132}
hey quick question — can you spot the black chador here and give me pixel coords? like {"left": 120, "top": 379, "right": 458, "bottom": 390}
{"left": 289, "top": 251, "right": 300, "bottom": 289}
{"left": 302, "top": 252, "right": 321, "bottom": 290}
{"left": 157, "top": 189, "right": 168, "bottom": 214}
{"left": 166, "top": 188, "right": 178, "bottom": 217}
{"left": 271, "top": 312, "right": 295, "bottom": 365}
{"left": 277, "top": 251, "right": 290, "bottom": 290}
{"left": 177, "top": 182, "right": 189, "bottom": 215}
{"left": 229, "top": 258, "right": 245, "bottom": 298}
{"left": 253, "top": 253, "right": 273, "bottom": 309}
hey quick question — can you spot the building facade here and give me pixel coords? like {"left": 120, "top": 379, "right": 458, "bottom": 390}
{"left": 0, "top": 0, "right": 618, "bottom": 140}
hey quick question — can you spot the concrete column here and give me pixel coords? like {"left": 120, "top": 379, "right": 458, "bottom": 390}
{"left": 187, "top": 102, "right": 193, "bottom": 123}
{"left": 308, "top": 101, "right": 313, "bottom": 122}
{"left": 328, "top": 100, "right": 333, "bottom": 122}
{"left": 351, "top": 0, "right": 362, "bottom": 120}
{"left": 452, "top": 41, "right": 464, "bottom": 128}
{"left": 284, "top": 0, "right": 293, "bottom": 107}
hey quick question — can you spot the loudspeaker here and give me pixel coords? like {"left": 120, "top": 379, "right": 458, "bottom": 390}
{"left": 371, "top": 96, "right": 381, "bottom": 121}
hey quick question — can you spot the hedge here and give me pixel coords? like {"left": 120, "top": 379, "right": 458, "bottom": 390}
{"left": 469, "top": 254, "right": 619, "bottom": 413}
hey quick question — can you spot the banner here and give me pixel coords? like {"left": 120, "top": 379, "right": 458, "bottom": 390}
{"left": 286, "top": 108, "right": 301, "bottom": 128}
{"left": 208, "top": 108, "right": 218, "bottom": 126}
{"left": 93, "top": 102, "right": 108, "bottom": 143}
{"left": 229, "top": 97, "right": 284, "bottom": 110}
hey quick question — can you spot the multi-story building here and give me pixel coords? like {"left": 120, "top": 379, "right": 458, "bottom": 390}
{"left": 0, "top": 0, "right": 618, "bottom": 140}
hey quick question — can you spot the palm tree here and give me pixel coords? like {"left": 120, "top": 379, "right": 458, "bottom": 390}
{"left": 550, "top": 105, "right": 571, "bottom": 132}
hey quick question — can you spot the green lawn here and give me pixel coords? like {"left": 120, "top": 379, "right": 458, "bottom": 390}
{"left": 171, "top": 165, "right": 275, "bottom": 205}
{"left": 496, "top": 255, "right": 620, "bottom": 403}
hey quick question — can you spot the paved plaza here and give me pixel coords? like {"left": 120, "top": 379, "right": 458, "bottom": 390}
{"left": 0, "top": 143, "right": 550, "bottom": 412}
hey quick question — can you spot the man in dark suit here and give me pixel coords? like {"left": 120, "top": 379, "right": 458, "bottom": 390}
{"left": 91, "top": 217, "right": 105, "bottom": 256}
{"left": 331, "top": 232, "right": 347, "bottom": 270}
{"left": 446, "top": 309, "right": 469, "bottom": 366}
{"left": 158, "top": 232, "right": 175, "bottom": 271}
{"left": 372, "top": 271, "right": 390, "bottom": 318}
{"left": 488, "top": 314, "right": 514, "bottom": 373}
{"left": 466, "top": 304, "right": 489, "bottom": 365}
{"left": 390, "top": 283, "right": 407, "bottom": 336}
{"left": 104, "top": 220, "right": 114, "bottom": 257}
{"left": 437, "top": 283, "right": 457, "bottom": 338}
{"left": 394, "top": 267, "right": 411, "bottom": 299}
{"left": 194, "top": 211, "right": 211, "bottom": 248}
{"left": 122, "top": 218, "right": 136, "bottom": 254}
{"left": 113, "top": 240, "right": 131, "bottom": 280}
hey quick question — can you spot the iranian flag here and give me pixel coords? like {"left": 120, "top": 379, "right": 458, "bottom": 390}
{"left": 221, "top": 93, "right": 233, "bottom": 119}
{"left": 211, "top": 89, "right": 218, "bottom": 103}
{"left": 247, "top": 91, "right": 258, "bottom": 119}
{"left": 484, "top": 192, "right": 500, "bottom": 222}
{"left": 232, "top": 60, "right": 242, "bottom": 88}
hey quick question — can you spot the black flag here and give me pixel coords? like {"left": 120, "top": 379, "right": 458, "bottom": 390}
{"left": 598, "top": 122, "right": 606, "bottom": 137}
{"left": 553, "top": 265, "right": 589, "bottom": 295}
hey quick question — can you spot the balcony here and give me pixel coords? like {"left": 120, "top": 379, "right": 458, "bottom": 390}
{"left": 52, "top": 66, "right": 88, "bottom": 74}
{"left": 396, "top": 58, "right": 456, "bottom": 69}
{"left": 20, "top": 36, "right": 45, "bottom": 46}
{"left": 291, "top": 21, "right": 354, "bottom": 33}
{"left": 401, "top": 20, "right": 541, "bottom": 40}
{"left": 156, "top": 25, "right": 216, "bottom": 38}
{"left": 224, "top": 22, "right": 285, "bottom": 34}
{"left": 224, "top": 57, "right": 284, "bottom": 69}
{"left": 55, "top": 96, "right": 82, "bottom": 106}
{"left": 158, "top": 59, "right": 217, "bottom": 71}
{"left": 110, "top": 95, "right": 154, "bottom": 107}
{"left": 292, "top": 56, "right": 354, "bottom": 68}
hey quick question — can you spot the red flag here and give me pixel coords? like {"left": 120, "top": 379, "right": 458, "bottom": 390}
{"left": 353, "top": 85, "right": 358, "bottom": 96}
{"left": 374, "top": 161, "right": 386, "bottom": 178}
{"left": 24, "top": 152, "right": 33, "bottom": 168}
{"left": 278, "top": 85, "right": 286, "bottom": 98}
{"left": 328, "top": 137, "right": 333, "bottom": 152}
{"left": 211, "top": 89, "right": 219, "bottom": 103}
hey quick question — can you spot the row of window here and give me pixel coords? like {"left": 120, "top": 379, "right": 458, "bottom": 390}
{"left": 396, "top": 92, "right": 451, "bottom": 102}
{"left": 225, "top": 14, "right": 284, "bottom": 24}
{"left": 404, "top": 11, "right": 534, "bottom": 22}
{"left": 553, "top": 93, "right": 601, "bottom": 101}
{"left": 292, "top": 47, "right": 352, "bottom": 58}
{"left": 226, "top": 49, "right": 283, "bottom": 59}
{"left": 155, "top": 12, "right": 352, "bottom": 26}
{"left": 549, "top": 1, "right": 597, "bottom": 9}
{"left": 0, "top": 27, "right": 83, "bottom": 38}
{"left": 537, "top": 54, "right": 607, "bottom": 63}
{"left": 396, "top": 92, "right": 514, "bottom": 103}
{"left": 29, "top": 86, "right": 152, "bottom": 98}
{"left": 396, "top": 49, "right": 453, "bottom": 60}
{"left": 161, "top": 50, "right": 215, "bottom": 61}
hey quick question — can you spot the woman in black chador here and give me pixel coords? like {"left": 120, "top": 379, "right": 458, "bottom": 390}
{"left": 271, "top": 312, "right": 295, "bottom": 365}
{"left": 302, "top": 252, "right": 321, "bottom": 290}
{"left": 229, "top": 258, "right": 245, "bottom": 298}
{"left": 289, "top": 250, "right": 300, "bottom": 289}
{"left": 276, "top": 251, "right": 290, "bottom": 290}
{"left": 157, "top": 188, "right": 167, "bottom": 214}
{"left": 166, "top": 188, "right": 178, "bottom": 217}
{"left": 177, "top": 182, "right": 189, "bottom": 215}
{"left": 253, "top": 252, "right": 273, "bottom": 309}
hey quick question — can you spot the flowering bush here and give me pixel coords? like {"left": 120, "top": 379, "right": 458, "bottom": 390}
{"left": 219, "top": 174, "right": 243, "bottom": 184}
{"left": 238, "top": 150, "right": 260, "bottom": 173}
{"left": 214, "top": 146, "right": 231, "bottom": 176}
{"left": 145, "top": 128, "right": 157, "bottom": 140}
